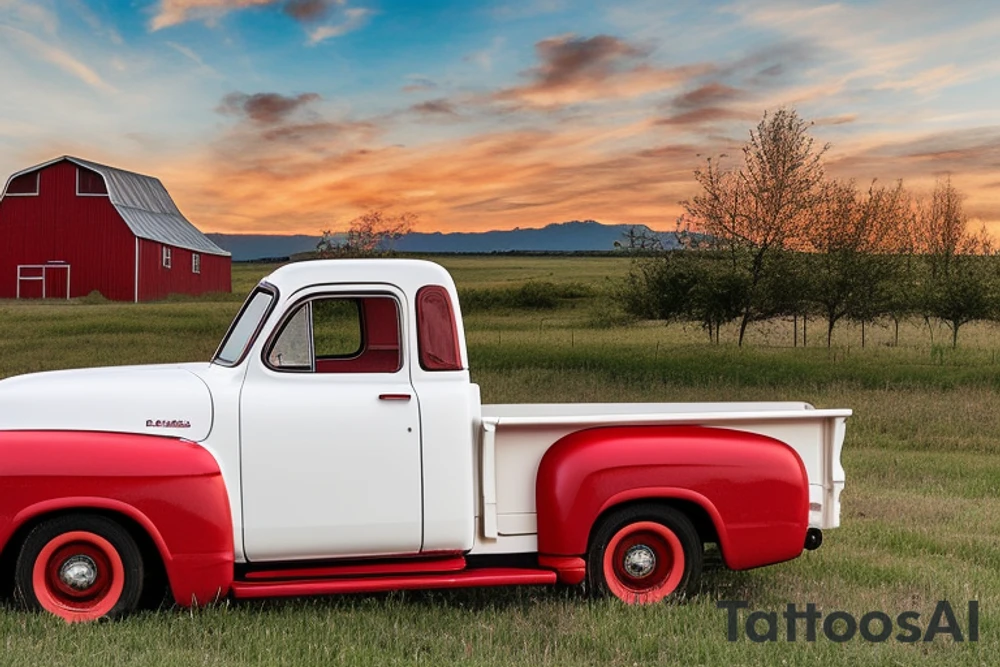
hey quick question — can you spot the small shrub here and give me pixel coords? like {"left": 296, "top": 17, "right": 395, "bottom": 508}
{"left": 459, "top": 281, "right": 593, "bottom": 312}
{"left": 79, "top": 290, "right": 108, "bottom": 305}
{"left": 586, "top": 306, "right": 638, "bottom": 328}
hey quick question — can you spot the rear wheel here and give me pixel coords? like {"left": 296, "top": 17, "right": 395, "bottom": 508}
{"left": 14, "top": 514, "right": 144, "bottom": 622}
{"left": 587, "top": 504, "right": 702, "bottom": 604}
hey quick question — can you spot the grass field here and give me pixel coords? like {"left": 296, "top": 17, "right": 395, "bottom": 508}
{"left": 0, "top": 255, "right": 997, "bottom": 665}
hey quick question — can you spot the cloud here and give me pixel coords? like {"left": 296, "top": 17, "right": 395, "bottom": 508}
{"left": 655, "top": 82, "right": 754, "bottom": 127}
{"left": 256, "top": 120, "right": 378, "bottom": 144}
{"left": 150, "top": 0, "right": 277, "bottom": 30}
{"left": 171, "top": 103, "right": 705, "bottom": 234}
{"left": 490, "top": 0, "right": 567, "bottom": 20}
{"left": 533, "top": 34, "right": 646, "bottom": 85}
{"left": 211, "top": 89, "right": 380, "bottom": 174}
{"left": 150, "top": 0, "right": 369, "bottom": 41}
{"left": 813, "top": 114, "right": 856, "bottom": 126}
{"left": 825, "top": 127, "right": 1000, "bottom": 228}
{"left": 410, "top": 99, "right": 459, "bottom": 116}
{"left": 718, "top": 40, "right": 819, "bottom": 84}
{"left": 166, "top": 41, "right": 221, "bottom": 76}
{"left": 217, "top": 91, "right": 322, "bottom": 124}
{"left": 464, "top": 36, "right": 505, "bottom": 71}
{"left": 306, "top": 7, "right": 372, "bottom": 43}
{"left": 493, "top": 34, "right": 710, "bottom": 108}
{"left": 846, "top": 127, "right": 1000, "bottom": 173}
{"left": 658, "top": 107, "right": 750, "bottom": 127}
{"left": 728, "top": 0, "right": 1000, "bottom": 97}
{"left": 0, "top": 0, "right": 59, "bottom": 35}
{"left": 672, "top": 83, "right": 743, "bottom": 110}
{"left": 0, "top": 25, "right": 115, "bottom": 93}
{"left": 283, "top": 0, "right": 340, "bottom": 21}
{"left": 401, "top": 75, "right": 437, "bottom": 93}
{"left": 66, "top": 0, "right": 123, "bottom": 44}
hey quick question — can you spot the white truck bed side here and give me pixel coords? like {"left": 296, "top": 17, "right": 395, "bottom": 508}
{"left": 472, "top": 402, "right": 851, "bottom": 555}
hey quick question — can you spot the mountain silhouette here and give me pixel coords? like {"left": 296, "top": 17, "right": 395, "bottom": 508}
{"left": 208, "top": 220, "right": 682, "bottom": 261}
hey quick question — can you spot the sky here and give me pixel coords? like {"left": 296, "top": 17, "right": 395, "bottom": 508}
{"left": 0, "top": 0, "right": 998, "bottom": 235}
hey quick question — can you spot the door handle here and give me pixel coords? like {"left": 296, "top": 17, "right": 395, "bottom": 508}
{"left": 379, "top": 393, "right": 412, "bottom": 401}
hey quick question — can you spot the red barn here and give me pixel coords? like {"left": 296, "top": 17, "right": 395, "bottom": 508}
{"left": 0, "top": 156, "right": 230, "bottom": 301}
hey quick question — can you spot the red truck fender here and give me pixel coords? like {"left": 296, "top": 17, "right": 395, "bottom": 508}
{"left": 0, "top": 431, "right": 234, "bottom": 614}
{"left": 535, "top": 425, "right": 810, "bottom": 579}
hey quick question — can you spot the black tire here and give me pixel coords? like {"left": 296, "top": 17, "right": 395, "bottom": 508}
{"left": 14, "top": 514, "right": 144, "bottom": 622}
{"left": 587, "top": 503, "right": 702, "bottom": 604}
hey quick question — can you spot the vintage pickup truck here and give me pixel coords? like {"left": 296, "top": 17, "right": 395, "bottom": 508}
{"left": 0, "top": 259, "right": 850, "bottom": 621}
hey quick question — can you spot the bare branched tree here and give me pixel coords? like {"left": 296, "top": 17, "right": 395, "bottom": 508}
{"left": 683, "top": 108, "right": 829, "bottom": 345}
{"left": 317, "top": 210, "right": 416, "bottom": 258}
{"left": 614, "top": 226, "right": 664, "bottom": 252}
{"left": 913, "top": 178, "right": 995, "bottom": 347}
{"left": 807, "top": 179, "right": 911, "bottom": 346}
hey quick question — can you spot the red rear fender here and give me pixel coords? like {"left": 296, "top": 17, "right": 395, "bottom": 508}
{"left": 535, "top": 425, "right": 810, "bottom": 570}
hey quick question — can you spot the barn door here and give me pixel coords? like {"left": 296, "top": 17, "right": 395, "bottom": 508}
{"left": 44, "top": 265, "right": 70, "bottom": 299}
{"left": 16, "top": 264, "right": 71, "bottom": 299}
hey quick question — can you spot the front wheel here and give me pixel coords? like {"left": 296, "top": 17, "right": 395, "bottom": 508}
{"left": 14, "top": 514, "right": 144, "bottom": 622}
{"left": 587, "top": 504, "right": 702, "bottom": 604}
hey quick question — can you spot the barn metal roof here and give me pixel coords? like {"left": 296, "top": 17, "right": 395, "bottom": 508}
{"left": 2, "top": 156, "right": 230, "bottom": 257}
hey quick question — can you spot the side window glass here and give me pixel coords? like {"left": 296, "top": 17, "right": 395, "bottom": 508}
{"left": 268, "top": 303, "right": 312, "bottom": 369}
{"left": 267, "top": 296, "right": 401, "bottom": 373}
{"left": 312, "top": 299, "right": 362, "bottom": 359}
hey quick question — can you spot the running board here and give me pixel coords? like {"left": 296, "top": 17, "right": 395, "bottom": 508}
{"left": 231, "top": 568, "right": 558, "bottom": 599}
{"left": 242, "top": 556, "right": 467, "bottom": 581}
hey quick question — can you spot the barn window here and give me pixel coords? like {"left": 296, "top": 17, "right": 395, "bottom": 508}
{"left": 6, "top": 172, "right": 39, "bottom": 196}
{"left": 162, "top": 246, "right": 172, "bottom": 269}
{"left": 76, "top": 168, "right": 108, "bottom": 195}
{"left": 192, "top": 253, "right": 201, "bottom": 274}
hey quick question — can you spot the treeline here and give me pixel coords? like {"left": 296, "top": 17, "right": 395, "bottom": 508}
{"left": 622, "top": 109, "right": 997, "bottom": 348}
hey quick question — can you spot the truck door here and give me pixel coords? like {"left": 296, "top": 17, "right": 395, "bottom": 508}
{"left": 240, "top": 287, "right": 423, "bottom": 561}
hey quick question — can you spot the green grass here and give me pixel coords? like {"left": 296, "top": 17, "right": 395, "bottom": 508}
{"left": 0, "top": 255, "right": 997, "bottom": 665}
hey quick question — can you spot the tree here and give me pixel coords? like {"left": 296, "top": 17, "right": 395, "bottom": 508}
{"left": 619, "top": 250, "right": 746, "bottom": 343}
{"left": 614, "top": 226, "right": 664, "bottom": 252}
{"left": 686, "top": 260, "right": 749, "bottom": 344}
{"left": 317, "top": 210, "right": 416, "bottom": 258}
{"left": 805, "top": 179, "right": 910, "bottom": 346}
{"left": 913, "top": 178, "right": 995, "bottom": 347}
{"left": 683, "top": 108, "right": 829, "bottom": 345}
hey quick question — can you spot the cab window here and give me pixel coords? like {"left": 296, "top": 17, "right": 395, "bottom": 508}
{"left": 267, "top": 295, "right": 402, "bottom": 373}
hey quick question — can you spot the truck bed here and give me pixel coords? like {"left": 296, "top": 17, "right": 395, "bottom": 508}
{"left": 473, "top": 402, "right": 851, "bottom": 554}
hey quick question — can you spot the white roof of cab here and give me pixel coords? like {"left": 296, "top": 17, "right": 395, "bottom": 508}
{"left": 261, "top": 259, "right": 458, "bottom": 298}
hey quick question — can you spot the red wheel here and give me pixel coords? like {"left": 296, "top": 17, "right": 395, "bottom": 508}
{"left": 15, "top": 515, "right": 144, "bottom": 622}
{"left": 588, "top": 505, "right": 702, "bottom": 604}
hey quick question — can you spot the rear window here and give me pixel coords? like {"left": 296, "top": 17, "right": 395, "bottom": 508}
{"left": 416, "top": 285, "right": 462, "bottom": 371}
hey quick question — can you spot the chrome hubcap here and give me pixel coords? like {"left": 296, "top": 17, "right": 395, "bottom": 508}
{"left": 59, "top": 555, "right": 98, "bottom": 591}
{"left": 623, "top": 544, "right": 656, "bottom": 578}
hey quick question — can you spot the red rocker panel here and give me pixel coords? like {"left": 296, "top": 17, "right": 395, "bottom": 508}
{"left": 232, "top": 568, "right": 557, "bottom": 599}
{"left": 0, "top": 431, "right": 234, "bottom": 606}
{"left": 535, "top": 425, "right": 810, "bottom": 571}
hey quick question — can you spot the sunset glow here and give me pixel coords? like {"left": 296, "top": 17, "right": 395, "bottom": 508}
{"left": 1, "top": 0, "right": 998, "bottom": 235}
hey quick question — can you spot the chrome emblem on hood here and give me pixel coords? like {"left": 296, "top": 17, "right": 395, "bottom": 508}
{"left": 146, "top": 419, "right": 191, "bottom": 428}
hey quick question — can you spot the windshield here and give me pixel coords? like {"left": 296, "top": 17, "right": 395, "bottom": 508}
{"left": 213, "top": 287, "right": 276, "bottom": 366}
